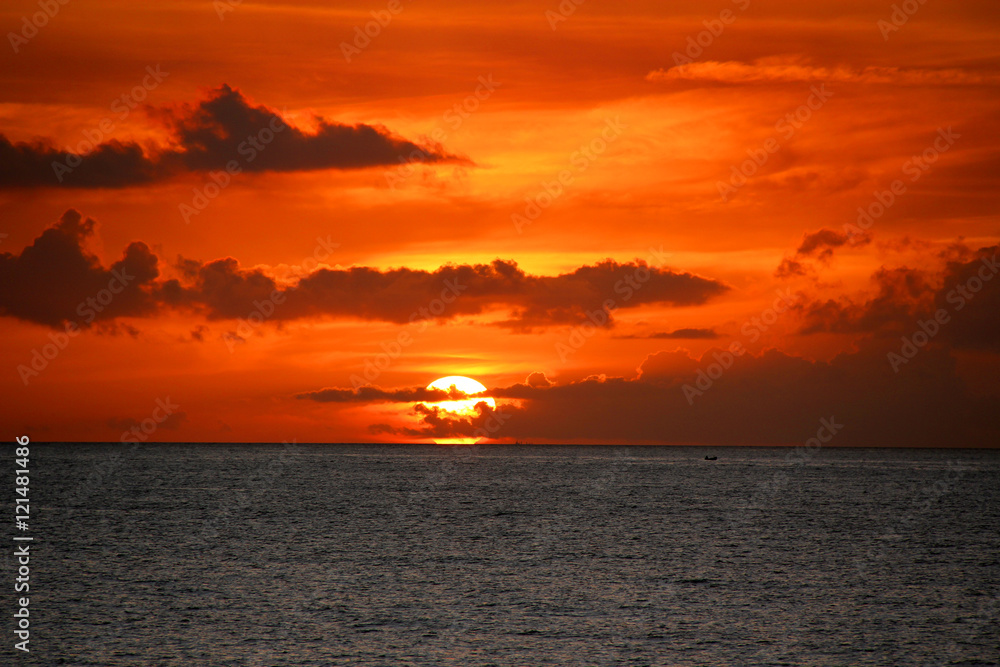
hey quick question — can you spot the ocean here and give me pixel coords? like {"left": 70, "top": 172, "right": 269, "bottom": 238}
{"left": 12, "top": 443, "right": 1000, "bottom": 666}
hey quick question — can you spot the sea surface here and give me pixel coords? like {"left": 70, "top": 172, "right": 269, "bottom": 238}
{"left": 8, "top": 444, "right": 1000, "bottom": 666}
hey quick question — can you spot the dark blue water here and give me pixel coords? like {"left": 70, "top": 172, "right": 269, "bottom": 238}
{"left": 8, "top": 444, "right": 1000, "bottom": 665}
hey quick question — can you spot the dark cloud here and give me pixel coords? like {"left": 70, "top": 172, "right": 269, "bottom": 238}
{"left": 0, "top": 84, "right": 464, "bottom": 189}
{"left": 775, "top": 257, "right": 809, "bottom": 279}
{"left": 796, "top": 245, "right": 1000, "bottom": 351}
{"left": 775, "top": 227, "right": 872, "bottom": 277}
{"left": 5, "top": 210, "right": 727, "bottom": 329}
{"left": 369, "top": 402, "right": 509, "bottom": 440}
{"left": 481, "top": 259, "right": 728, "bottom": 331}
{"left": 933, "top": 248, "right": 1000, "bottom": 352}
{"left": 614, "top": 328, "right": 719, "bottom": 340}
{"left": 0, "top": 209, "right": 159, "bottom": 327}
{"left": 0, "top": 136, "right": 159, "bottom": 188}
{"left": 296, "top": 385, "right": 474, "bottom": 404}
{"left": 164, "top": 254, "right": 728, "bottom": 329}
{"left": 165, "top": 84, "right": 464, "bottom": 173}
{"left": 797, "top": 228, "right": 870, "bottom": 259}
{"left": 352, "top": 343, "right": 999, "bottom": 447}
{"left": 157, "top": 257, "right": 286, "bottom": 320}
{"left": 190, "top": 325, "right": 209, "bottom": 342}
{"left": 796, "top": 266, "right": 933, "bottom": 336}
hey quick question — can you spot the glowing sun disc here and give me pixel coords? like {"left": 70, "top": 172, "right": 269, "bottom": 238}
{"left": 425, "top": 376, "right": 496, "bottom": 415}
{"left": 424, "top": 376, "right": 495, "bottom": 444}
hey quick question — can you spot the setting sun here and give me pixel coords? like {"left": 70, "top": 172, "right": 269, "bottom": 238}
{"left": 422, "top": 376, "right": 496, "bottom": 444}
{"left": 425, "top": 376, "right": 495, "bottom": 415}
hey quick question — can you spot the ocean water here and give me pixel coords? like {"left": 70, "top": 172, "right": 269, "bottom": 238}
{"left": 9, "top": 443, "right": 1000, "bottom": 666}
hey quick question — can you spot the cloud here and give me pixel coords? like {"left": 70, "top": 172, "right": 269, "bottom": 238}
{"left": 164, "top": 84, "right": 464, "bottom": 173}
{"left": 189, "top": 325, "right": 209, "bottom": 342}
{"left": 5, "top": 210, "right": 727, "bottom": 329}
{"left": 797, "top": 266, "right": 932, "bottom": 335}
{"left": 775, "top": 258, "right": 810, "bottom": 279}
{"left": 0, "top": 84, "right": 465, "bottom": 189}
{"left": 356, "top": 343, "right": 1000, "bottom": 447}
{"left": 0, "top": 209, "right": 159, "bottom": 327}
{"left": 482, "top": 259, "right": 728, "bottom": 331}
{"left": 796, "top": 228, "right": 870, "bottom": 259}
{"left": 614, "top": 328, "right": 719, "bottom": 340}
{"left": 775, "top": 227, "right": 872, "bottom": 277}
{"left": 647, "top": 60, "right": 1000, "bottom": 86}
{"left": 933, "top": 249, "right": 1000, "bottom": 352}
{"left": 0, "top": 137, "right": 160, "bottom": 188}
{"left": 795, "top": 245, "right": 1000, "bottom": 351}
{"left": 163, "top": 253, "right": 728, "bottom": 329}
{"left": 369, "top": 402, "right": 502, "bottom": 439}
{"left": 525, "top": 372, "right": 553, "bottom": 387}
{"left": 296, "top": 385, "right": 474, "bottom": 404}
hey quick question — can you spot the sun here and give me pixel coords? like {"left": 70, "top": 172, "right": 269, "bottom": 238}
{"left": 426, "top": 376, "right": 495, "bottom": 415}
{"left": 423, "top": 376, "right": 495, "bottom": 444}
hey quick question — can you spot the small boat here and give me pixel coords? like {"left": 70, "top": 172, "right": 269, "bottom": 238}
{"left": 704, "top": 455, "right": 717, "bottom": 461}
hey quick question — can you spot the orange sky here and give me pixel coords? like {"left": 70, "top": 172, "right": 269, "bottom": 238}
{"left": 1, "top": 0, "right": 998, "bottom": 445}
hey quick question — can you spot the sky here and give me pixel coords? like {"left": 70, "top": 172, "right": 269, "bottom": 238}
{"left": 1, "top": 0, "right": 998, "bottom": 445}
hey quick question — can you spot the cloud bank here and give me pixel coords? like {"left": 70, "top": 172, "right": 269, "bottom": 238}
{"left": 0, "top": 85, "right": 464, "bottom": 188}
{"left": 2, "top": 210, "right": 727, "bottom": 330}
